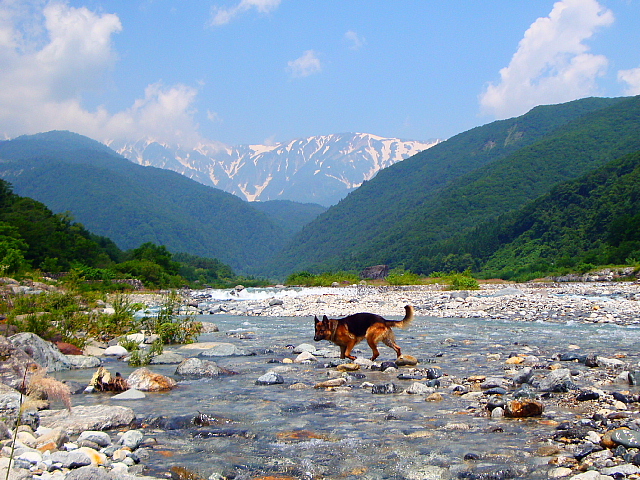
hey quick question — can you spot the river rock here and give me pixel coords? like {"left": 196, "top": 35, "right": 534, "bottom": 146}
{"left": 536, "top": 368, "right": 573, "bottom": 392}
{"left": 610, "top": 428, "right": 640, "bottom": 448}
{"left": 9, "top": 332, "right": 72, "bottom": 372}
{"left": 256, "top": 372, "right": 284, "bottom": 385}
{"left": 0, "top": 336, "right": 38, "bottom": 390}
{"left": 65, "top": 355, "right": 102, "bottom": 369}
{"left": 127, "top": 368, "right": 177, "bottom": 391}
{"left": 404, "top": 382, "right": 435, "bottom": 395}
{"left": 50, "top": 449, "right": 93, "bottom": 468}
{"left": 395, "top": 354, "right": 418, "bottom": 366}
{"left": 504, "top": 399, "right": 544, "bottom": 418}
{"left": 198, "top": 342, "right": 251, "bottom": 357}
{"left": 0, "top": 383, "right": 23, "bottom": 426}
{"left": 78, "top": 431, "right": 112, "bottom": 447}
{"left": 39, "top": 405, "right": 136, "bottom": 434}
{"left": 512, "top": 367, "right": 534, "bottom": 384}
{"left": 118, "top": 429, "right": 144, "bottom": 449}
{"left": 314, "top": 378, "right": 347, "bottom": 389}
{"left": 103, "top": 345, "right": 128, "bottom": 357}
{"left": 149, "top": 352, "right": 185, "bottom": 364}
{"left": 175, "top": 357, "right": 225, "bottom": 376}
{"left": 293, "top": 343, "right": 316, "bottom": 354}
{"left": 111, "top": 389, "right": 146, "bottom": 400}
{"left": 372, "top": 383, "right": 398, "bottom": 394}
{"left": 294, "top": 351, "right": 316, "bottom": 363}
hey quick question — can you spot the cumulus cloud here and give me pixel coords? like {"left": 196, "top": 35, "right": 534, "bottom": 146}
{"left": 287, "top": 50, "right": 322, "bottom": 78}
{"left": 618, "top": 68, "right": 640, "bottom": 95}
{"left": 209, "top": 0, "right": 281, "bottom": 27}
{"left": 0, "top": 1, "right": 204, "bottom": 146}
{"left": 344, "top": 30, "right": 366, "bottom": 50}
{"left": 479, "top": 0, "right": 614, "bottom": 119}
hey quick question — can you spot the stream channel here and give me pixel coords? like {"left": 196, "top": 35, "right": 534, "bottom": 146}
{"left": 56, "top": 313, "right": 640, "bottom": 480}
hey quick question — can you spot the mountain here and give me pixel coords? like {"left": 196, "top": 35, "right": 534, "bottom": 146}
{"left": 267, "top": 96, "right": 640, "bottom": 277}
{"left": 475, "top": 149, "right": 640, "bottom": 279}
{"left": 111, "top": 133, "right": 438, "bottom": 207}
{"left": 0, "top": 131, "right": 285, "bottom": 274}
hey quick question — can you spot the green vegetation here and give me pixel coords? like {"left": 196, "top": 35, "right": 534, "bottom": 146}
{"left": 285, "top": 270, "right": 359, "bottom": 286}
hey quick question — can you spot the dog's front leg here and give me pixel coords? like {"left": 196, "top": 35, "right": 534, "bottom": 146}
{"left": 343, "top": 342, "right": 357, "bottom": 360}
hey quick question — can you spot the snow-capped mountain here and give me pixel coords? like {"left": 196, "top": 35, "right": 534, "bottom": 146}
{"left": 112, "top": 133, "right": 439, "bottom": 206}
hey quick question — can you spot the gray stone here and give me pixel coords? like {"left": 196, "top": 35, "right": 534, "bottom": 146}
{"left": 77, "top": 431, "right": 112, "bottom": 447}
{"left": 9, "top": 332, "right": 72, "bottom": 372}
{"left": 611, "top": 428, "right": 640, "bottom": 448}
{"left": 293, "top": 343, "right": 316, "bottom": 354}
{"left": 256, "top": 372, "right": 284, "bottom": 385}
{"left": 38, "top": 405, "right": 135, "bottom": 434}
{"left": 149, "top": 352, "right": 185, "bottom": 364}
{"left": 65, "top": 355, "right": 102, "bottom": 369}
{"left": 175, "top": 357, "right": 225, "bottom": 376}
{"left": 118, "top": 429, "right": 144, "bottom": 449}
{"left": 112, "top": 389, "right": 146, "bottom": 400}
{"left": 50, "top": 449, "right": 92, "bottom": 468}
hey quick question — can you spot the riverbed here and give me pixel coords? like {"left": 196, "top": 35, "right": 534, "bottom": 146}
{"left": 60, "top": 299, "right": 640, "bottom": 480}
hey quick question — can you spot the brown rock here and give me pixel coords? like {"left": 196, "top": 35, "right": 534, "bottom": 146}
{"left": 56, "top": 342, "right": 83, "bottom": 355}
{"left": 504, "top": 399, "right": 544, "bottom": 418}
{"left": 127, "top": 367, "right": 177, "bottom": 392}
{"left": 395, "top": 355, "right": 418, "bottom": 367}
{"left": 336, "top": 363, "right": 360, "bottom": 372}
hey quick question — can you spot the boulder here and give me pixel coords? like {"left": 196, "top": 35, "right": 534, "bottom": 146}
{"left": 8, "top": 332, "right": 72, "bottom": 372}
{"left": 127, "top": 367, "right": 176, "bottom": 392}
{"left": 359, "top": 265, "right": 389, "bottom": 280}
{"left": 175, "top": 357, "right": 226, "bottom": 377}
{"left": 39, "top": 405, "right": 135, "bottom": 435}
{"left": 0, "top": 336, "right": 39, "bottom": 389}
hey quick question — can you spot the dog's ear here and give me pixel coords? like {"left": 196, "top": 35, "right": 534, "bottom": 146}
{"left": 322, "top": 315, "right": 329, "bottom": 323}
{"left": 314, "top": 315, "right": 320, "bottom": 323}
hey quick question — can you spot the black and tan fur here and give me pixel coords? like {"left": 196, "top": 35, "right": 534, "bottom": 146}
{"left": 313, "top": 305, "right": 414, "bottom": 361}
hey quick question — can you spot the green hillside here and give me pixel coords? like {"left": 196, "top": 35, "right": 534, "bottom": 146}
{"left": 267, "top": 96, "right": 639, "bottom": 277}
{"left": 462, "top": 150, "right": 640, "bottom": 280}
{"left": 0, "top": 131, "right": 284, "bottom": 274}
{"left": 251, "top": 200, "right": 326, "bottom": 239}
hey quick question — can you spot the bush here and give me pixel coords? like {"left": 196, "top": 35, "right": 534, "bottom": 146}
{"left": 386, "top": 268, "right": 423, "bottom": 285}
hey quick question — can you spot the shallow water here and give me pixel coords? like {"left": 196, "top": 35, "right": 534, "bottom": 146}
{"left": 60, "top": 314, "right": 640, "bottom": 479}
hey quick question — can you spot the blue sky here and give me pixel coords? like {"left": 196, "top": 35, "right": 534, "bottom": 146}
{"left": 1, "top": 0, "right": 639, "bottom": 148}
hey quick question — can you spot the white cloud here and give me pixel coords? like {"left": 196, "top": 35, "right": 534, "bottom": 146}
{"left": 479, "top": 0, "right": 614, "bottom": 119}
{"left": 209, "top": 0, "right": 281, "bottom": 27}
{"left": 0, "top": 1, "right": 205, "bottom": 147}
{"left": 618, "top": 67, "right": 640, "bottom": 95}
{"left": 287, "top": 50, "right": 322, "bottom": 78}
{"left": 345, "top": 30, "right": 366, "bottom": 50}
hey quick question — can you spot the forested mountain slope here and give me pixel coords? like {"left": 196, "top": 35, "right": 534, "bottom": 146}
{"left": 463, "top": 150, "right": 640, "bottom": 279}
{"left": 0, "top": 131, "right": 284, "bottom": 274}
{"left": 267, "top": 96, "right": 638, "bottom": 276}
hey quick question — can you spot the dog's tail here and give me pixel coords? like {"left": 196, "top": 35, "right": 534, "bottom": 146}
{"left": 388, "top": 305, "right": 414, "bottom": 329}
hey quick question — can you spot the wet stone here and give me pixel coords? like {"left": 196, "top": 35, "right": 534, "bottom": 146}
{"left": 611, "top": 428, "right": 640, "bottom": 448}
{"left": 372, "top": 383, "right": 398, "bottom": 394}
{"left": 576, "top": 390, "right": 600, "bottom": 401}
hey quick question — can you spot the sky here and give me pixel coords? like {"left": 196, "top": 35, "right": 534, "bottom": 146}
{"left": 1, "top": 0, "right": 639, "bottom": 149}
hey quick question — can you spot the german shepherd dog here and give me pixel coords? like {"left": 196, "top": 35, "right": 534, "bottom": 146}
{"left": 314, "top": 305, "right": 414, "bottom": 361}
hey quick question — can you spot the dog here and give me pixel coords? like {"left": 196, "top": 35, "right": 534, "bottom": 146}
{"left": 313, "top": 305, "right": 414, "bottom": 361}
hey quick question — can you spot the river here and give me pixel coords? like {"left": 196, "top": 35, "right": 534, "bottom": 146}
{"left": 58, "top": 313, "right": 640, "bottom": 480}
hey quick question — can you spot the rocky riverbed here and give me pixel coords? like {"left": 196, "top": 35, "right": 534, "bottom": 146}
{"left": 0, "top": 281, "right": 639, "bottom": 480}
{"left": 186, "top": 281, "right": 640, "bottom": 326}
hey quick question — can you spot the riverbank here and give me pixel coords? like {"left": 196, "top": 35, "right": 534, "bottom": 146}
{"left": 180, "top": 281, "right": 640, "bottom": 326}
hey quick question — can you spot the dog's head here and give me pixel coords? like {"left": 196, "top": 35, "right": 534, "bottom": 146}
{"left": 314, "top": 315, "right": 331, "bottom": 341}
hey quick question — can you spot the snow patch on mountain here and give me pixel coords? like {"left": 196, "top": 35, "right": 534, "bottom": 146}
{"left": 111, "top": 133, "right": 439, "bottom": 206}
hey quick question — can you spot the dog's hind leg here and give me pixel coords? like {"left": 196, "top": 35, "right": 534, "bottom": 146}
{"left": 382, "top": 332, "right": 402, "bottom": 358}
